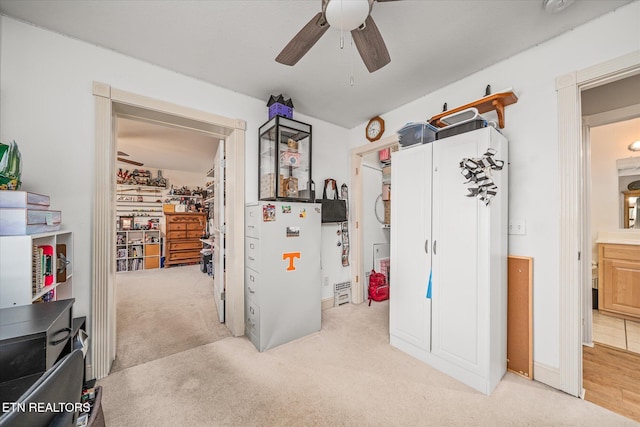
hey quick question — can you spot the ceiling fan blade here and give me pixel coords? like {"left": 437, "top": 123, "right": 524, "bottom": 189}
{"left": 118, "top": 157, "right": 144, "bottom": 166}
{"left": 351, "top": 15, "right": 390, "bottom": 73}
{"left": 276, "top": 12, "right": 330, "bottom": 66}
{"left": 117, "top": 151, "right": 129, "bottom": 156}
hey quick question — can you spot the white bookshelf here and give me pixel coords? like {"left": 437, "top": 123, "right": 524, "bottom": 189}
{"left": 0, "top": 231, "right": 73, "bottom": 308}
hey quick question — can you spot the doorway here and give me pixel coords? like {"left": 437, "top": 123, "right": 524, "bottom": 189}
{"left": 556, "top": 51, "right": 640, "bottom": 398}
{"left": 350, "top": 135, "right": 398, "bottom": 304}
{"left": 91, "top": 83, "right": 246, "bottom": 380}
{"left": 111, "top": 115, "right": 225, "bottom": 372}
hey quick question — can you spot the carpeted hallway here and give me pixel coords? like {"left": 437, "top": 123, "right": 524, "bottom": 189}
{"left": 110, "top": 265, "right": 231, "bottom": 372}
{"left": 98, "top": 281, "right": 637, "bottom": 426}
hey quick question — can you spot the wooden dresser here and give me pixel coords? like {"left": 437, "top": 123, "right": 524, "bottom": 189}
{"left": 598, "top": 242, "right": 640, "bottom": 321}
{"left": 164, "top": 212, "right": 207, "bottom": 268}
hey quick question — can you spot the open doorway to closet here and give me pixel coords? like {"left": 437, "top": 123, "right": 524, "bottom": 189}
{"left": 110, "top": 116, "right": 229, "bottom": 372}
{"left": 350, "top": 135, "right": 398, "bottom": 304}
{"left": 91, "top": 83, "right": 246, "bottom": 380}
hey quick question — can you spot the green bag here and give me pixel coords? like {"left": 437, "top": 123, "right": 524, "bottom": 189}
{"left": 0, "top": 140, "right": 22, "bottom": 190}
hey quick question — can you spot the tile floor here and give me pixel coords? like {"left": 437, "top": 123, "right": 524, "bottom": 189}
{"left": 592, "top": 309, "right": 640, "bottom": 354}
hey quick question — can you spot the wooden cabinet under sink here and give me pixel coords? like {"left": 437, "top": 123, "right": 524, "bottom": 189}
{"left": 598, "top": 242, "right": 640, "bottom": 321}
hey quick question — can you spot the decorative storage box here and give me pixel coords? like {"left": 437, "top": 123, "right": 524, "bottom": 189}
{"left": 0, "top": 190, "right": 50, "bottom": 208}
{"left": 266, "top": 95, "right": 294, "bottom": 120}
{"left": 258, "top": 116, "right": 312, "bottom": 202}
{"left": 0, "top": 208, "right": 61, "bottom": 235}
{"left": 397, "top": 122, "right": 438, "bottom": 149}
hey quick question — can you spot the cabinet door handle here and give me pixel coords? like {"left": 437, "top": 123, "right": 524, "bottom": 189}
{"left": 424, "top": 239, "right": 429, "bottom": 254}
{"left": 433, "top": 240, "right": 437, "bottom": 255}
{"left": 250, "top": 275, "right": 255, "bottom": 282}
{"left": 50, "top": 327, "right": 72, "bottom": 346}
{"left": 250, "top": 243, "right": 255, "bottom": 249}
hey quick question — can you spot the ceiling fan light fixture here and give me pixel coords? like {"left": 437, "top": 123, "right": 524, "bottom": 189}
{"left": 325, "top": 0, "right": 370, "bottom": 31}
{"left": 628, "top": 140, "right": 640, "bottom": 152}
{"left": 542, "top": 0, "right": 575, "bottom": 14}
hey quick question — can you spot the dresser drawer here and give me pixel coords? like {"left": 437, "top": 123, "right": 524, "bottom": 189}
{"left": 168, "top": 250, "right": 200, "bottom": 261}
{"left": 186, "top": 230, "right": 204, "bottom": 239}
{"left": 167, "top": 230, "right": 186, "bottom": 239}
{"left": 167, "top": 223, "right": 187, "bottom": 231}
{"left": 245, "top": 267, "right": 260, "bottom": 304}
{"left": 169, "top": 241, "right": 202, "bottom": 251}
{"left": 245, "top": 237, "right": 260, "bottom": 272}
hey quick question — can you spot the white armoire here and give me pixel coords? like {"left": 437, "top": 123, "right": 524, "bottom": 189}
{"left": 390, "top": 127, "right": 508, "bottom": 395}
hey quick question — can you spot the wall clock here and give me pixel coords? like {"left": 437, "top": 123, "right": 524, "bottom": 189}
{"left": 366, "top": 116, "right": 385, "bottom": 142}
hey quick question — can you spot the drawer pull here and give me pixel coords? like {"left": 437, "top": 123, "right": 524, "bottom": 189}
{"left": 250, "top": 306, "right": 255, "bottom": 315}
{"left": 248, "top": 256, "right": 255, "bottom": 261}
{"left": 248, "top": 286, "right": 255, "bottom": 293}
{"left": 250, "top": 275, "right": 255, "bottom": 282}
{"left": 50, "top": 327, "right": 72, "bottom": 346}
{"left": 250, "top": 243, "right": 255, "bottom": 249}
{"left": 248, "top": 225, "right": 255, "bottom": 229}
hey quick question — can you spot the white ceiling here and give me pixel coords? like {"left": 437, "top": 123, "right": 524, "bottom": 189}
{"left": 1, "top": 0, "right": 634, "bottom": 171}
{"left": 116, "top": 117, "right": 219, "bottom": 174}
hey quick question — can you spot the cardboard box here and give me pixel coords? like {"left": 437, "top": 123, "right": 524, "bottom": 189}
{"left": 163, "top": 204, "right": 175, "bottom": 213}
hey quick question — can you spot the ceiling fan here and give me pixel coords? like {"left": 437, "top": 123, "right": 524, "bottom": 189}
{"left": 275, "top": 0, "right": 398, "bottom": 73}
{"left": 117, "top": 151, "right": 144, "bottom": 167}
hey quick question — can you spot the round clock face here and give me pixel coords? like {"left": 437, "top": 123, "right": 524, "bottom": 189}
{"left": 366, "top": 117, "right": 384, "bottom": 141}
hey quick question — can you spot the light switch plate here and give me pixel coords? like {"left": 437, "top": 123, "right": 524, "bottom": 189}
{"left": 509, "top": 220, "right": 526, "bottom": 235}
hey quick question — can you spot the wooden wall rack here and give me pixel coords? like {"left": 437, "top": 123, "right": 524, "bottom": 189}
{"left": 429, "top": 90, "right": 518, "bottom": 129}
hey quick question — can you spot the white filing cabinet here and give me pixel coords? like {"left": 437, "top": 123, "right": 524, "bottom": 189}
{"left": 245, "top": 201, "right": 322, "bottom": 352}
{"left": 390, "top": 127, "right": 508, "bottom": 395}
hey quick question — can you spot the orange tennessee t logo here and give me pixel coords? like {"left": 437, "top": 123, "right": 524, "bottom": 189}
{"left": 282, "top": 252, "right": 301, "bottom": 271}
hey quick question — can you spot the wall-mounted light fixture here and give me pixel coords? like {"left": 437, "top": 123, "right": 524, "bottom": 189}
{"left": 628, "top": 140, "right": 640, "bottom": 152}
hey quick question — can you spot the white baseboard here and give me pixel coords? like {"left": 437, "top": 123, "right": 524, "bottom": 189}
{"left": 533, "top": 361, "right": 561, "bottom": 390}
{"left": 321, "top": 297, "right": 334, "bottom": 311}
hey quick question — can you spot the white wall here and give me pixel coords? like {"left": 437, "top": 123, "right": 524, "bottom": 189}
{"left": 347, "top": 2, "right": 640, "bottom": 372}
{"left": 0, "top": 17, "right": 351, "bottom": 319}
{"left": 591, "top": 118, "right": 640, "bottom": 259}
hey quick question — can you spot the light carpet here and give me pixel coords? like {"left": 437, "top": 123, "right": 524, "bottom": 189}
{"left": 98, "top": 298, "right": 637, "bottom": 426}
{"left": 111, "top": 265, "right": 231, "bottom": 372}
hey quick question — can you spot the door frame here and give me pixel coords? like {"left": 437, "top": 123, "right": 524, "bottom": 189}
{"left": 556, "top": 50, "right": 640, "bottom": 397}
{"left": 91, "top": 82, "right": 245, "bottom": 379}
{"left": 350, "top": 135, "right": 398, "bottom": 303}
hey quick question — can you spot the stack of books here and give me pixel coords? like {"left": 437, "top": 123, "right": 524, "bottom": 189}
{"left": 0, "top": 190, "right": 61, "bottom": 235}
{"left": 31, "top": 243, "right": 54, "bottom": 296}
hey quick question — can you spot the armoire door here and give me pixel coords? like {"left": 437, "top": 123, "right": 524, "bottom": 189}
{"left": 390, "top": 143, "right": 432, "bottom": 350}
{"left": 430, "top": 131, "right": 486, "bottom": 376}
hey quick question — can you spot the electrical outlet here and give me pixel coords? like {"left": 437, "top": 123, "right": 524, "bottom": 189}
{"left": 508, "top": 220, "right": 526, "bottom": 235}
{"left": 323, "top": 276, "right": 330, "bottom": 287}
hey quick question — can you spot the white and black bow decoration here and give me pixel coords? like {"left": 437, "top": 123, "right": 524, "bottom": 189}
{"left": 459, "top": 148, "right": 504, "bottom": 205}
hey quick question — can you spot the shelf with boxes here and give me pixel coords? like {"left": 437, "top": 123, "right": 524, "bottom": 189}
{"left": 116, "top": 229, "right": 163, "bottom": 272}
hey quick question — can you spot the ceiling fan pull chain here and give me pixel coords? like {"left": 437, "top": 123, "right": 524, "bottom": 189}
{"left": 349, "top": 34, "right": 355, "bottom": 87}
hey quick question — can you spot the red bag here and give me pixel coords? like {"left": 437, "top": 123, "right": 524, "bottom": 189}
{"left": 368, "top": 269, "right": 389, "bottom": 306}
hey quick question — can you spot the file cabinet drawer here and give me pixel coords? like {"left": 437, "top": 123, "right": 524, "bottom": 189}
{"left": 246, "top": 207, "right": 259, "bottom": 238}
{"left": 245, "top": 267, "right": 260, "bottom": 305}
{"left": 245, "top": 299, "right": 260, "bottom": 350}
{"left": 245, "top": 237, "right": 260, "bottom": 272}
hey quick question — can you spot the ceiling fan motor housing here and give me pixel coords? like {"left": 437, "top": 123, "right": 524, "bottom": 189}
{"left": 325, "top": 0, "right": 370, "bottom": 31}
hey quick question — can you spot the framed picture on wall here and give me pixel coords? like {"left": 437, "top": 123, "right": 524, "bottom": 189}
{"left": 120, "top": 216, "right": 133, "bottom": 230}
